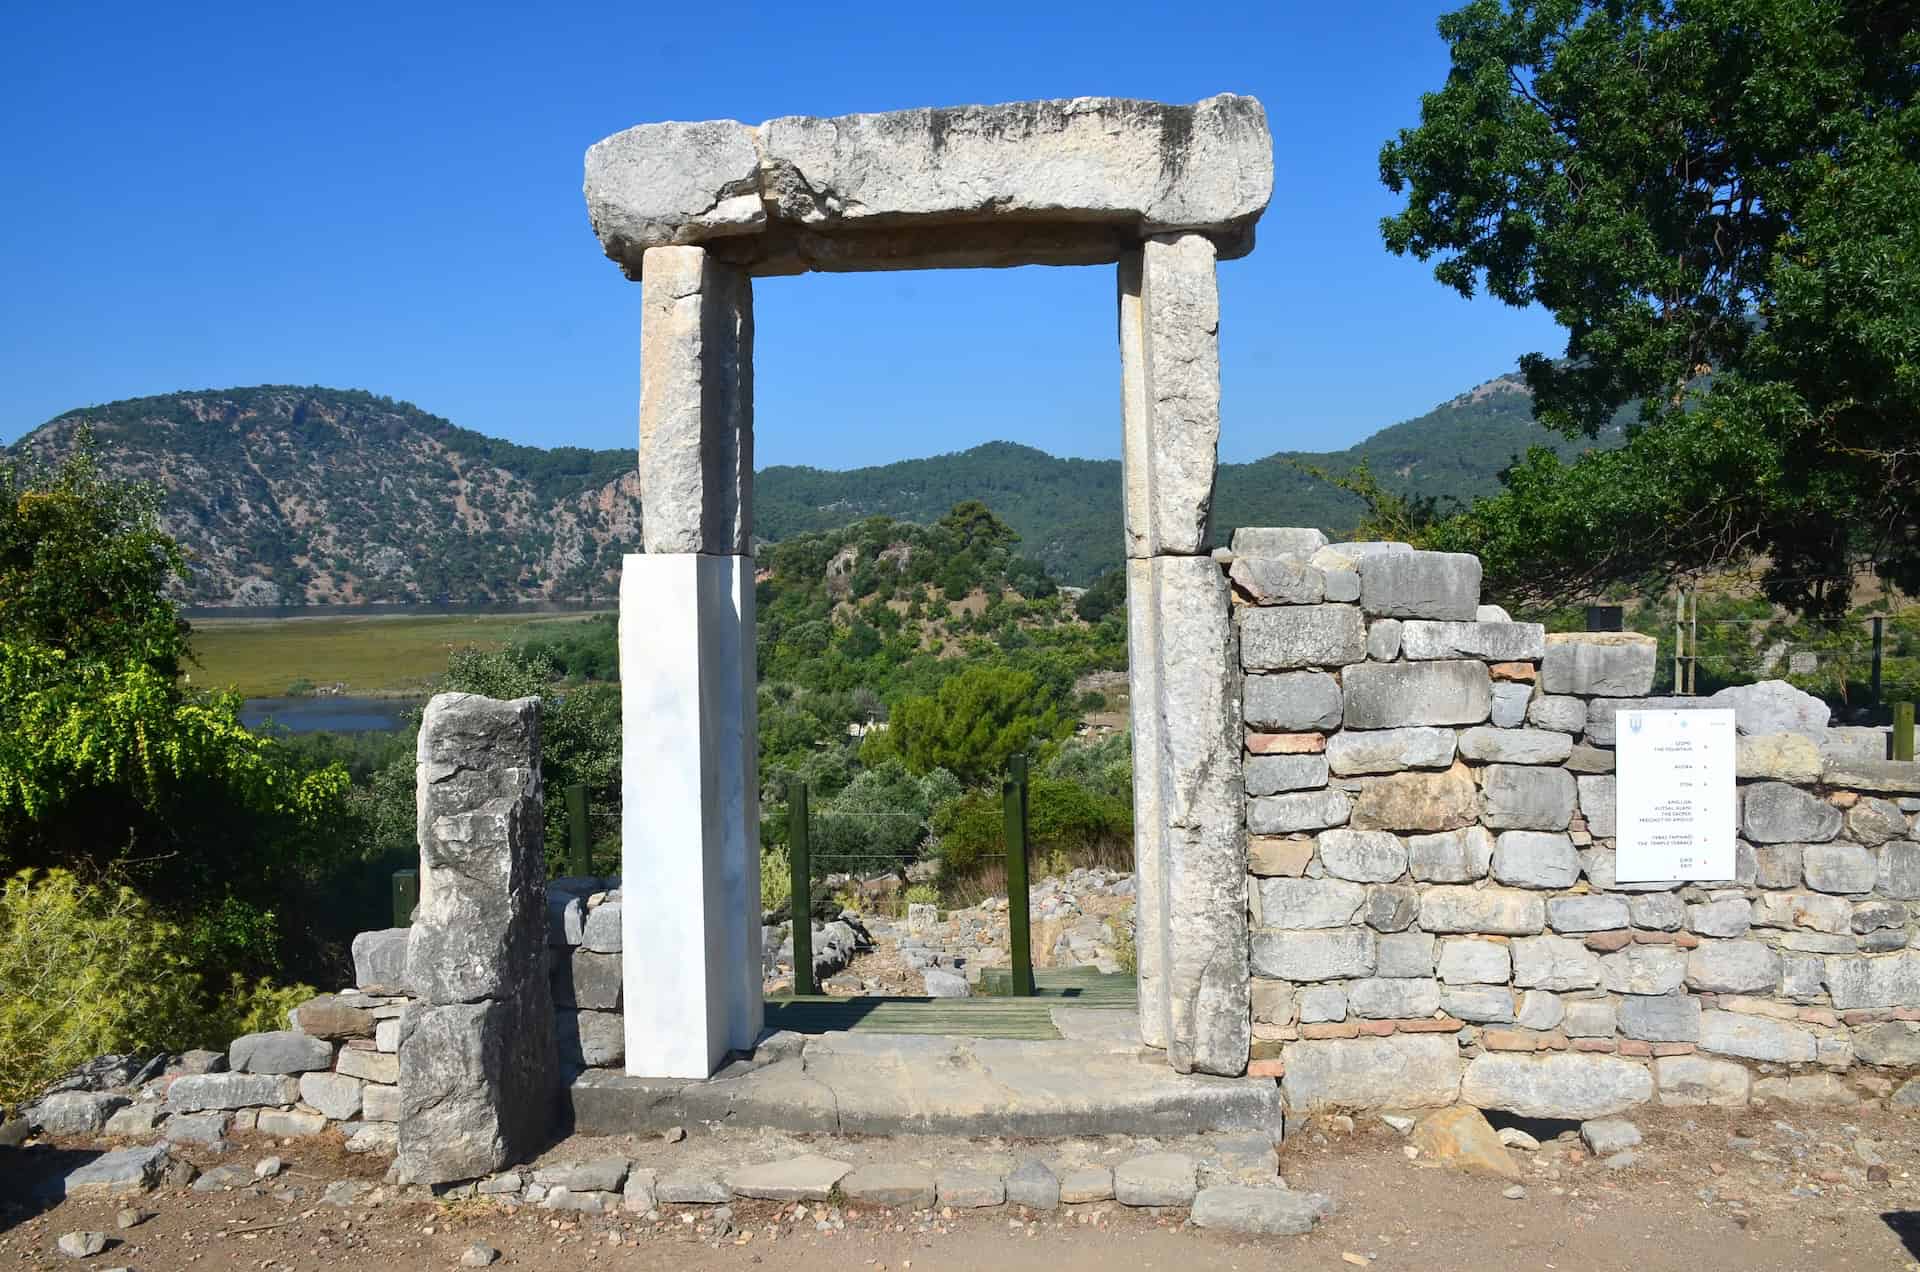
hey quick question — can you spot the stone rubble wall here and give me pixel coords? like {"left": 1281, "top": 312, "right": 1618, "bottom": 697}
{"left": 1227, "top": 528, "right": 1920, "bottom": 1119}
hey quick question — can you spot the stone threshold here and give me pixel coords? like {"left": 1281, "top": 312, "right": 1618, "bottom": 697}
{"left": 569, "top": 1030, "right": 1282, "bottom": 1138}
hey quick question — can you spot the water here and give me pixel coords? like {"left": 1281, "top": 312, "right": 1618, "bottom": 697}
{"left": 241, "top": 696, "right": 417, "bottom": 734}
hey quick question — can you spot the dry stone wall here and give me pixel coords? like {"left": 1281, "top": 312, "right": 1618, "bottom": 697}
{"left": 1228, "top": 529, "right": 1920, "bottom": 1119}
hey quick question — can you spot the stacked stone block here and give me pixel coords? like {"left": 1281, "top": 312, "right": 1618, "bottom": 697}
{"left": 548, "top": 877, "right": 625, "bottom": 1070}
{"left": 1230, "top": 529, "right": 1920, "bottom": 1117}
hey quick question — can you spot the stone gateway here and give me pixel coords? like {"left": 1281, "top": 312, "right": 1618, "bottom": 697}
{"left": 586, "top": 95, "right": 1274, "bottom": 1078}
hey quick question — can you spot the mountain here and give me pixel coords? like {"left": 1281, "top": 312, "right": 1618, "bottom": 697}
{"left": 6, "top": 377, "right": 1620, "bottom": 604}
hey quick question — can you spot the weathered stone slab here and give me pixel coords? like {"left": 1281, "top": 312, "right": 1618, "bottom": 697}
{"left": 1742, "top": 782, "right": 1841, "bottom": 843}
{"left": 1326, "top": 727, "right": 1456, "bottom": 776}
{"left": 1238, "top": 605, "right": 1366, "bottom": 670}
{"left": 1250, "top": 929, "right": 1375, "bottom": 981}
{"left": 1367, "top": 618, "right": 1403, "bottom": 660}
{"left": 1407, "top": 826, "right": 1494, "bottom": 882}
{"left": 1880, "top": 843, "right": 1920, "bottom": 899}
{"left": 1490, "top": 681, "right": 1532, "bottom": 728}
{"left": 729, "top": 1154, "right": 853, "bottom": 1202}
{"left": 299, "top": 1072, "right": 364, "bottom": 1121}
{"left": 1698, "top": 1010, "right": 1816, "bottom": 1062}
{"left": 1256, "top": 878, "right": 1366, "bottom": 929}
{"left": 1823, "top": 758, "right": 1920, "bottom": 794}
{"left": 1511, "top": 934, "right": 1603, "bottom": 990}
{"left": 1548, "top": 895, "right": 1630, "bottom": 933}
{"left": 1243, "top": 671, "right": 1343, "bottom": 732}
{"left": 1653, "top": 1054, "right": 1751, "bottom": 1106}
{"left": 1735, "top": 733, "right": 1824, "bottom": 782}
{"left": 230, "top": 1031, "right": 334, "bottom": 1075}
{"left": 1120, "top": 234, "right": 1221, "bottom": 556}
{"left": 1400, "top": 620, "right": 1544, "bottom": 662}
{"left": 1356, "top": 551, "right": 1481, "bottom": 620}
{"left": 1491, "top": 831, "right": 1580, "bottom": 888}
{"left": 1191, "top": 1185, "right": 1327, "bottom": 1235}
{"left": 1342, "top": 660, "right": 1491, "bottom": 728}
{"left": 1687, "top": 898, "right": 1752, "bottom": 938}
{"left": 1316, "top": 829, "right": 1408, "bottom": 882}
{"left": 1459, "top": 727, "right": 1572, "bottom": 765}
{"left": 1442, "top": 986, "right": 1517, "bottom": 1022}
{"left": 1377, "top": 931, "right": 1437, "bottom": 977}
{"left": 1248, "top": 789, "right": 1350, "bottom": 834}
{"left": 1437, "top": 937, "right": 1511, "bottom": 984}
{"left": 1584, "top": 696, "right": 1706, "bottom": 745}
{"left": 1846, "top": 797, "right": 1908, "bottom": 846}
{"left": 166, "top": 1073, "right": 297, "bottom": 1113}
{"left": 1231, "top": 527, "right": 1326, "bottom": 557}
{"left": 1409, "top": 1105, "right": 1521, "bottom": 1179}
{"left": 61, "top": 1144, "right": 180, "bottom": 1198}
{"left": 1115, "top": 1152, "right": 1198, "bottom": 1206}
{"left": 1853, "top": 1021, "right": 1920, "bottom": 1065}
{"left": 1418, "top": 887, "right": 1546, "bottom": 936}
{"left": 1802, "top": 843, "right": 1877, "bottom": 893}
{"left": 1228, "top": 556, "right": 1324, "bottom": 604}
{"left": 1244, "top": 753, "right": 1329, "bottom": 795}
{"left": 1350, "top": 764, "right": 1480, "bottom": 833}
{"left": 1347, "top": 977, "right": 1442, "bottom": 1019}
{"left": 1281, "top": 1034, "right": 1462, "bottom": 1109}
{"left": 31, "top": 1092, "right": 128, "bottom": 1137}
{"left": 1528, "top": 695, "right": 1587, "bottom": 734}
{"left": 1461, "top": 1053, "right": 1653, "bottom": 1118}
{"left": 1685, "top": 941, "right": 1781, "bottom": 994}
{"left": 399, "top": 996, "right": 559, "bottom": 1186}
{"left": 1708, "top": 680, "right": 1831, "bottom": 735}
{"left": 1005, "top": 1159, "right": 1060, "bottom": 1209}
{"left": 1577, "top": 775, "right": 1617, "bottom": 837}
{"left": 1823, "top": 951, "right": 1920, "bottom": 1009}
{"left": 1480, "top": 765, "right": 1576, "bottom": 830}
{"left": 352, "top": 929, "right": 410, "bottom": 993}
{"left": 294, "top": 995, "right": 377, "bottom": 1041}
{"left": 1540, "top": 633, "right": 1657, "bottom": 697}
{"left": 1616, "top": 993, "right": 1701, "bottom": 1042}
{"left": 553, "top": 949, "right": 623, "bottom": 1011}
{"left": 558, "top": 1009, "right": 626, "bottom": 1069}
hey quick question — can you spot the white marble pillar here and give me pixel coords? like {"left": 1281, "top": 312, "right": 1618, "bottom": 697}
{"left": 621, "top": 244, "right": 762, "bottom": 1078}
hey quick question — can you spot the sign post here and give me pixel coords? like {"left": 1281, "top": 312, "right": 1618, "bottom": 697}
{"left": 1615, "top": 708, "right": 1737, "bottom": 883}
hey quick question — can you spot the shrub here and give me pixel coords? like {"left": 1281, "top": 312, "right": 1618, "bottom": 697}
{"left": 0, "top": 869, "right": 310, "bottom": 1105}
{"left": 760, "top": 845, "right": 792, "bottom": 916}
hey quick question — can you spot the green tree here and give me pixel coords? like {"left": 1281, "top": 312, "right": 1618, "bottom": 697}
{"left": 1381, "top": 0, "right": 1920, "bottom": 615}
{"left": 877, "top": 665, "right": 1068, "bottom": 783}
{"left": 1075, "top": 569, "right": 1126, "bottom": 623}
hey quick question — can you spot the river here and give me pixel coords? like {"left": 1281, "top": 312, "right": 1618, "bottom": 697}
{"left": 241, "top": 696, "right": 417, "bottom": 734}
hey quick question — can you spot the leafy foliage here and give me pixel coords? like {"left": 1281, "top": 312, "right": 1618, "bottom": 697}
{"left": 1383, "top": 0, "right": 1920, "bottom": 615}
{"left": 878, "top": 666, "right": 1070, "bottom": 785}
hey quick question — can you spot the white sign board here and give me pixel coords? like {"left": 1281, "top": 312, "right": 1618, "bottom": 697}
{"left": 1615, "top": 708, "right": 1737, "bottom": 882}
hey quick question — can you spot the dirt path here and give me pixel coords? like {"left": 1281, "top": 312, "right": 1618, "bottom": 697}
{"left": 5, "top": 1104, "right": 1919, "bottom": 1271}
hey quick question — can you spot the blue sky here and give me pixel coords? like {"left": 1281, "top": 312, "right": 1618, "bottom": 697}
{"left": 0, "top": 2, "right": 1563, "bottom": 467}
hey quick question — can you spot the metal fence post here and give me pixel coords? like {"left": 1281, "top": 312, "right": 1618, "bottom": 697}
{"left": 1896, "top": 703, "right": 1915, "bottom": 763}
{"left": 391, "top": 869, "right": 418, "bottom": 928}
{"left": 1003, "top": 754, "right": 1034, "bottom": 997}
{"left": 1872, "top": 617, "right": 1885, "bottom": 706}
{"left": 564, "top": 783, "right": 591, "bottom": 877}
{"left": 789, "top": 781, "right": 816, "bottom": 996}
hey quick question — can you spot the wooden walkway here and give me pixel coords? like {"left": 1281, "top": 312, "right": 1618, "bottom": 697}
{"left": 765, "top": 968, "right": 1135, "bottom": 1041}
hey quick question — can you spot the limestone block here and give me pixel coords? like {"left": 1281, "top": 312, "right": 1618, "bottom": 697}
{"left": 1315, "top": 541, "right": 1412, "bottom": 569}
{"left": 1736, "top": 733, "right": 1824, "bottom": 783}
{"left": 1803, "top": 843, "right": 1877, "bottom": 893}
{"left": 637, "top": 246, "right": 753, "bottom": 555}
{"left": 1191, "top": 1185, "right": 1328, "bottom": 1235}
{"left": 1846, "top": 797, "right": 1907, "bottom": 846}
{"left": 229, "top": 1031, "right": 334, "bottom": 1075}
{"left": 1600, "top": 945, "right": 1689, "bottom": 995}
{"left": 1248, "top": 837, "right": 1313, "bottom": 877}
{"left": 731, "top": 1154, "right": 854, "bottom": 1202}
{"left": 1629, "top": 894, "right": 1687, "bottom": 931}
{"left": 337, "top": 1047, "right": 400, "bottom": 1084}
{"left": 553, "top": 950, "right": 623, "bottom": 1011}
{"left": 1540, "top": 633, "right": 1657, "bottom": 697}
{"left": 1367, "top": 618, "right": 1403, "bottom": 660}
{"left": 558, "top": 1010, "right": 626, "bottom": 1069}
{"left": 1753, "top": 843, "right": 1804, "bottom": 889}
{"left": 1697, "top": 1010, "right": 1816, "bottom": 1063}
{"left": 1326, "top": 727, "right": 1456, "bottom": 775}
{"left": 1516, "top": 989, "right": 1565, "bottom": 1031}
{"left": 1584, "top": 695, "right": 1705, "bottom": 745}
{"left": 1316, "top": 829, "right": 1408, "bottom": 882}
{"left": 1418, "top": 886, "right": 1546, "bottom": 935}
{"left": 1342, "top": 660, "right": 1492, "bottom": 728}
{"left": 1654, "top": 1054, "right": 1751, "bottom": 1106}
{"left": 1298, "top": 985, "right": 1347, "bottom": 1022}
{"left": 1120, "top": 234, "right": 1221, "bottom": 555}
{"left": 1880, "top": 843, "right": 1920, "bottom": 899}
{"left": 1255, "top": 877, "right": 1366, "bottom": 929}
{"left": 1228, "top": 556, "right": 1324, "bottom": 604}
{"left": 166, "top": 1073, "right": 298, "bottom": 1113}
{"left": 1822, "top": 950, "right": 1920, "bottom": 1009}
{"left": 1549, "top": 895, "right": 1631, "bottom": 933}
{"left": 1563, "top": 999, "right": 1617, "bottom": 1037}
{"left": 1822, "top": 726, "right": 1893, "bottom": 764}
{"left": 62, "top": 1144, "right": 181, "bottom": 1198}
{"left": 352, "top": 929, "right": 410, "bottom": 993}
{"left": 548, "top": 893, "right": 584, "bottom": 947}
{"left": 1686, "top": 898, "right": 1752, "bottom": 938}
{"left": 362, "top": 1084, "right": 403, "bottom": 1123}
{"left": 1377, "top": 931, "right": 1436, "bottom": 977}
{"left": 1281, "top": 1034, "right": 1462, "bottom": 1109}
{"left": 1442, "top": 986, "right": 1517, "bottom": 1022}
{"left": 1742, "top": 783, "right": 1841, "bottom": 843}
{"left": 1492, "top": 831, "right": 1580, "bottom": 888}
{"left": 1356, "top": 551, "right": 1482, "bottom": 620}
{"left": 1400, "top": 620, "right": 1544, "bottom": 662}
{"left": 1707, "top": 680, "right": 1831, "bottom": 735}
{"left": 408, "top": 693, "right": 546, "bottom": 1004}
{"left": 1250, "top": 979, "right": 1296, "bottom": 1024}
{"left": 1852, "top": 1021, "right": 1920, "bottom": 1065}
{"left": 399, "top": 997, "right": 559, "bottom": 1186}
{"left": 1249, "top": 929, "right": 1375, "bottom": 981}
{"left": 1511, "top": 934, "right": 1603, "bottom": 991}
{"left": 1490, "top": 682, "right": 1532, "bottom": 728}
{"left": 580, "top": 902, "right": 622, "bottom": 953}
{"left": 1407, "top": 826, "right": 1495, "bottom": 882}
{"left": 258, "top": 1109, "right": 327, "bottom": 1138}
{"left": 1852, "top": 899, "right": 1906, "bottom": 934}
{"left": 298, "top": 1072, "right": 364, "bottom": 1121}
{"left": 1243, "top": 753, "right": 1329, "bottom": 796}
{"left": 1751, "top": 890, "right": 1851, "bottom": 933}
{"left": 1248, "top": 789, "right": 1350, "bottom": 834}
{"left": 1460, "top": 1053, "right": 1654, "bottom": 1119}
{"left": 1824, "top": 758, "right": 1920, "bottom": 795}
{"left": 1571, "top": 776, "right": 1615, "bottom": 839}
{"left": 1231, "top": 527, "right": 1326, "bottom": 556}
{"left": 1324, "top": 568, "right": 1361, "bottom": 602}
{"left": 1616, "top": 993, "right": 1701, "bottom": 1042}
{"left": 1243, "top": 671, "right": 1343, "bottom": 732}
{"left": 1350, "top": 763, "right": 1480, "bottom": 832}
{"left": 1365, "top": 885, "right": 1420, "bottom": 932}
{"left": 1007, "top": 1160, "right": 1061, "bottom": 1209}
{"left": 294, "top": 995, "right": 376, "bottom": 1041}
{"left": 1437, "top": 937, "right": 1511, "bottom": 985}
{"left": 1347, "top": 977, "right": 1442, "bottom": 1019}
{"left": 583, "top": 119, "right": 765, "bottom": 264}
{"left": 1480, "top": 765, "right": 1576, "bottom": 831}
{"left": 1685, "top": 941, "right": 1781, "bottom": 994}
{"left": 31, "top": 1092, "right": 128, "bottom": 1137}
{"left": 1238, "top": 605, "right": 1366, "bottom": 670}
{"left": 1527, "top": 695, "right": 1587, "bottom": 734}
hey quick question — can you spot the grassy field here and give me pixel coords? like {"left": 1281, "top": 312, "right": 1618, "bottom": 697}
{"left": 186, "top": 611, "right": 610, "bottom": 697}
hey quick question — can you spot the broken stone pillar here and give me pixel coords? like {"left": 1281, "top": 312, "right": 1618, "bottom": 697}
{"left": 398, "top": 693, "right": 558, "bottom": 1185}
{"left": 621, "top": 242, "right": 763, "bottom": 1079}
{"left": 1119, "top": 235, "right": 1249, "bottom": 1076}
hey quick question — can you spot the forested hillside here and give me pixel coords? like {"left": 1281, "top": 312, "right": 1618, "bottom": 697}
{"left": 6, "top": 374, "right": 1619, "bottom": 603}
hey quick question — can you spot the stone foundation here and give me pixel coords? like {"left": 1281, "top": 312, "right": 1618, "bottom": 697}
{"left": 1225, "top": 530, "right": 1920, "bottom": 1116}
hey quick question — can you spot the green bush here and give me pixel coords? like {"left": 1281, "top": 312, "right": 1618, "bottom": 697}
{"left": 929, "top": 774, "right": 1131, "bottom": 882}
{"left": 761, "top": 845, "right": 792, "bottom": 916}
{"left": 0, "top": 869, "right": 310, "bottom": 1106}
